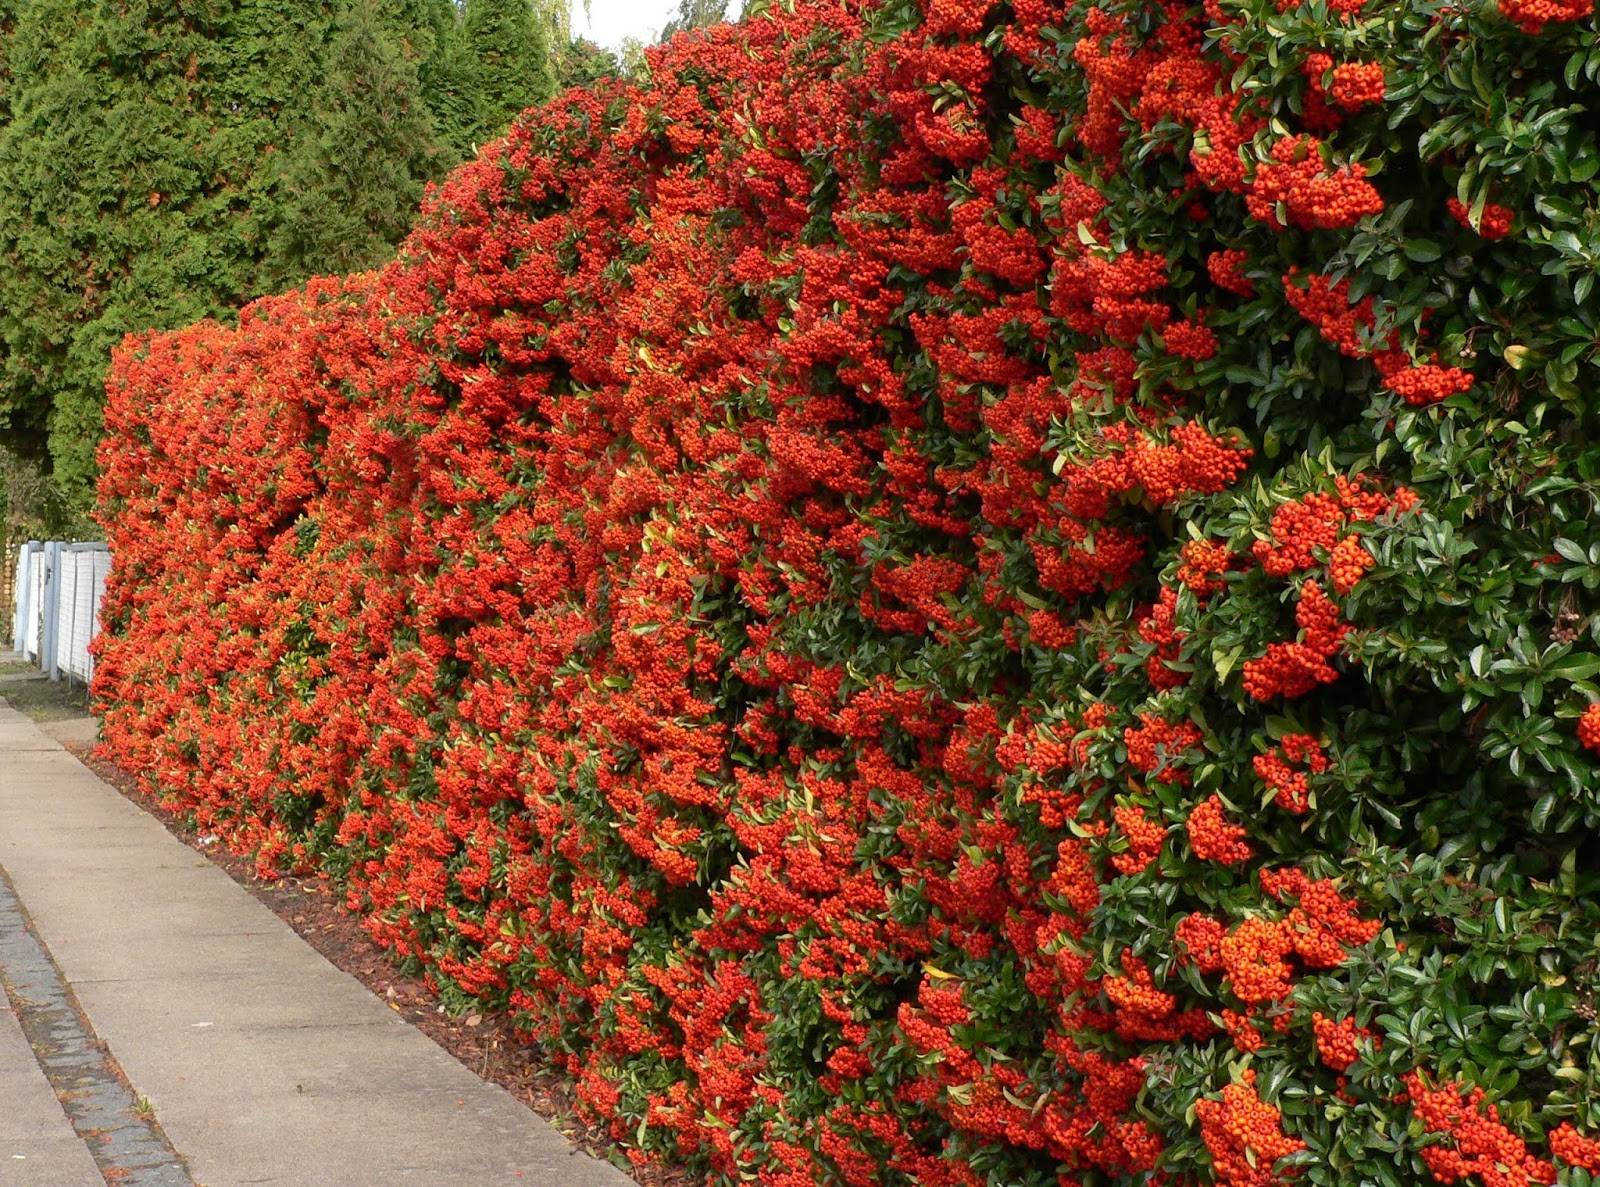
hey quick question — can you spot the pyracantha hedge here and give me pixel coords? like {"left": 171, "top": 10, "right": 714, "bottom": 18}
{"left": 94, "top": 0, "right": 1600, "bottom": 1184}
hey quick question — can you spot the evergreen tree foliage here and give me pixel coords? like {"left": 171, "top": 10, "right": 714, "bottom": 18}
{"left": 554, "top": 35, "right": 615, "bottom": 89}
{"left": 0, "top": 0, "right": 229, "bottom": 503}
{"left": 659, "top": 0, "right": 727, "bottom": 40}
{"left": 419, "top": 0, "right": 482, "bottom": 162}
{"left": 462, "top": 0, "right": 552, "bottom": 144}
{"left": 368, "top": 0, "right": 439, "bottom": 57}
{"left": 0, "top": 0, "right": 574, "bottom": 507}
{"left": 264, "top": 0, "right": 441, "bottom": 286}
{"left": 209, "top": 0, "right": 338, "bottom": 296}
{"left": 0, "top": 0, "right": 18, "bottom": 126}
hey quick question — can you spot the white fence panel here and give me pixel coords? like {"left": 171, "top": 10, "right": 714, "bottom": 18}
{"left": 9, "top": 540, "right": 109, "bottom": 682}
{"left": 64, "top": 547, "right": 100, "bottom": 681}
{"left": 25, "top": 549, "right": 44, "bottom": 660}
{"left": 54, "top": 550, "right": 75, "bottom": 676}
{"left": 10, "top": 543, "right": 26, "bottom": 655}
{"left": 89, "top": 549, "right": 111, "bottom": 680}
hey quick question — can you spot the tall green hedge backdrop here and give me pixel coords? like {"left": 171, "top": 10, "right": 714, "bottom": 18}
{"left": 0, "top": 0, "right": 730, "bottom": 509}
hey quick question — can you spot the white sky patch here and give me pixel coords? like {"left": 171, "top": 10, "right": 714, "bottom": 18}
{"left": 572, "top": 1, "right": 743, "bottom": 52}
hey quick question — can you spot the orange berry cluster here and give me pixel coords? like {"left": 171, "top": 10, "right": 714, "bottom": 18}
{"left": 1550, "top": 1123, "right": 1600, "bottom": 1173}
{"left": 1262, "top": 866, "right": 1381, "bottom": 967}
{"left": 1328, "top": 534, "right": 1373, "bottom": 594}
{"left": 1221, "top": 917, "right": 1300, "bottom": 1003}
{"left": 1027, "top": 607, "right": 1077, "bottom": 649}
{"left": 1578, "top": 703, "right": 1600, "bottom": 753}
{"left": 1497, "top": 0, "right": 1593, "bottom": 33}
{"left": 1134, "top": 422, "right": 1255, "bottom": 503}
{"left": 1282, "top": 268, "right": 1375, "bottom": 357}
{"left": 1186, "top": 794, "right": 1253, "bottom": 864}
{"left": 1244, "top": 481, "right": 1424, "bottom": 699}
{"left": 1311, "top": 1011, "right": 1375, "bottom": 1070}
{"left": 1165, "top": 317, "right": 1220, "bottom": 360}
{"left": 1303, "top": 54, "right": 1387, "bottom": 117}
{"left": 1246, "top": 136, "right": 1384, "bottom": 231}
{"left": 1112, "top": 803, "right": 1167, "bottom": 874}
{"left": 1049, "top": 248, "right": 1171, "bottom": 341}
{"left": 1242, "top": 579, "right": 1349, "bottom": 701}
{"left": 1253, "top": 733, "right": 1329, "bottom": 814}
{"left": 1124, "top": 713, "right": 1204, "bottom": 784}
{"left": 1176, "top": 912, "right": 1227, "bottom": 972}
{"left": 1212, "top": 874, "right": 1375, "bottom": 1006}
{"left": 1329, "top": 63, "right": 1386, "bottom": 108}
{"left": 1138, "top": 587, "right": 1188, "bottom": 690}
{"left": 1101, "top": 951, "right": 1217, "bottom": 1044}
{"left": 1447, "top": 196, "right": 1514, "bottom": 239}
{"left": 1195, "top": 1070, "right": 1307, "bottom": 1187}
{"left": 1222, "top": 1007, "right": 1267, "bottom": 1052}
{"left": 1374, "top": 351, "right": 1476, "bottom": 406}
{"left": 1052, "top": 422, "right": 1251, "bottom": 529}
{"left": 1254, "top": 478, "right": 1416, "bottom": 578}
{"left": 1178, "top": 538, "right": 1235, "bottom": 598}
{"left": 1103, "top": 951, "right": 1178, "bottom": 1018}
{"left": 1300, "top": 53, "right": 1342, "bottom": 131}
{"left": 1404, "top": 1072, "right": 1557, "bottom": 1187}
{"left": 1207, "top": 248, "right": 1256, "bottom": 296}
{"left": 1283, "top": 270, "right": 1473, "bottom": 403}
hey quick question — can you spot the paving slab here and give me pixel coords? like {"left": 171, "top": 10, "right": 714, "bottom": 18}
{"left": 0, "top": 861, "right": 189, "bottom": 1187}
{"left": 0, "top": 701, "right": 635, "bottom": 1187}
{"left": 0, "top": 1000, "right": 102, "bottom": 1185}
{"left": 34, "top": 717, "right": 98, "bottom": 748}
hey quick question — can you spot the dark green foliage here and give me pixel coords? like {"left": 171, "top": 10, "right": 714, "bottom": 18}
{"left": 659, "top": 0, "right": 727, "bottom": 40}
{"left": 1, "top": 446, "right": 78, "bottom": 547}
{"left": 0, "top": 0, "right": 229, "bottom": 503}
{"left": 419, "top": 2, "right": 483, "bottom": 161}
{"left": 264, "top": 0, "right": 441, "bottom": 284}
{"left": 209, "top": 0, "right": 336, "bottom": 297}
{"left": 368, "top": 0, "right": 440, "bottom": 57}
{"left": 554, "top": 35, "right": 616, "bottom": 90}
{"left": 462, "top": 0, "right": 552, "bottom": 143}
{"left": 0, "top": 0, "right": 18, "bottom": 125}
{"left": 0, "top": 0, "right": 568, "bottom": 508}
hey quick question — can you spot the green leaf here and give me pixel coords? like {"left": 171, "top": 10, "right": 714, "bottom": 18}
{"left": 1554, "top": 538, "right": 1589, "bottom": 564}
{"left": 1547, "top": 654, "right": 1600, "bottom": 681}
{"left": 1530, "top": 793, "right": 1556, "bottom": 832}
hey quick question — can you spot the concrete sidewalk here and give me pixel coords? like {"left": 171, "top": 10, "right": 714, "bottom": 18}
{"left": 0, "top": 701, "right": 635, "bottom": 1187}
{"left": 0, "top": 976, "right": 102, "bottom": 1186}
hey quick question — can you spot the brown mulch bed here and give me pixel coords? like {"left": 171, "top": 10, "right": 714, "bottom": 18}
{"left": 66, "top": 739, "right": 694, "bottom": 1187}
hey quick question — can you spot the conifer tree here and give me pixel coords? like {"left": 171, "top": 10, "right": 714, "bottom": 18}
{"left": 209, "top": 0, "right": 339, "bottom": 298}
{"left": 0, "top": 0, "right": 227, "bottom": 503}
{"left": 419, "top": 0, "right": 483, "bottom": 162}
{"left": 659, "top": 0, "right": 727, "bottom": 40}
{"left": 369, "top": 0, "right": 440, "bottom": 57}
{"left": 462, "top": 0, "right": 552, "bottom": 144}
{"left": 264, "top": 0, "right": 441, "bottom": 286}
{"left": 0, "top": 0, "right": 576, "bottom": 505}
{"left": 555, "top": 36, "right": 615, "bottom": 90}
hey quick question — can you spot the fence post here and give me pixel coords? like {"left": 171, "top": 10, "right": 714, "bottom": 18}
{"left": 88, "top": 547, "right": 108, "bottom": 684}
{"left": 28, "top": 542, "right": 43, "bottom": 662}
{"left": 64, "top": 547, "right": 78, "bottom": 686}
{"left": 13, "top": 544, "right": 31, "bottom": 657}
{"left": 41, "top": 541, "right": 60, "bottom": 681}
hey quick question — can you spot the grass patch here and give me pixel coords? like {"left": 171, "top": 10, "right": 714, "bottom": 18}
{"left": 0, "top": 667, "right": 91, "bottom": 721}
